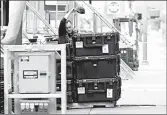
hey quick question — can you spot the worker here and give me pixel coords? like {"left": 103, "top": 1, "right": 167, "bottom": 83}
{"left": 58, "top": 6, "right": 85, "bottom": 44}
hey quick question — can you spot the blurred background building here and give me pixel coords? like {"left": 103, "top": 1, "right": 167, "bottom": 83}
{"left": 1, "top": 1, "right": 166, "bottom": 61}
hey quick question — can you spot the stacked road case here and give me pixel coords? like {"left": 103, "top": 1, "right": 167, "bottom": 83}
{"left": 72, "top": 32, "right": 122, "bottom": 106}
{"left": 0, "top": 57, "right": 4, "bottom": 114}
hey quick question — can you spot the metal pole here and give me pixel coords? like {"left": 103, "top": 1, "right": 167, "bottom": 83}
{"left": 55, "top": 1, "right": 58, "bottom": 28}
{"left": 73, "top": 0, "right": 76, "bottom": 28}
{"left": 91, "top": 1, "right": 97, "bottom": 33}
{"left": 25, "top": 5, "right": 28, "bottom": 32}
{"left": 1, "top": 0, "right": 3, "bottom": 27}
{"left": 4, "top": 48, "right": 12, "bottom": 114}
{"left": 61, "top": 44, "right": 67, "bottom": 114}
{"left": 101, "top": 19, "right": 102, "bottom": 32}
{"left": 93, "top": 13, "right": 97, "bottom": 33}
{"left": 35, "top": 1, "right": 38, "bottom": 33}
{"left": 135, "top": 22, "right": 138, "bottom": 59}
{"left": 33, "top": 1, "right": 38, "bottom": 36}
{"left": 142, "top": 6, "right": 149, "bottom": 65}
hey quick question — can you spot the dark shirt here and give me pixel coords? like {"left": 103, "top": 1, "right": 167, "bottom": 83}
{"left": 58, "top": 18, "right": 74, "bottom": 44}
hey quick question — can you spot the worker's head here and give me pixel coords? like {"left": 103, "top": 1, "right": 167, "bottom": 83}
{"left": 66, "top": 20, "right": 73, "bottom": 34}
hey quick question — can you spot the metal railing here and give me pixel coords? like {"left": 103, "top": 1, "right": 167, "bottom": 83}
{"left": 120, "top": 59, "right": 135, "bottom": 79}
{"left": 25, "top": 1, "right": 57, "bottom": 35}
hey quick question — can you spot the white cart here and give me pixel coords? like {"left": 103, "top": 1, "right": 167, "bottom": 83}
{"left": 3, "top": 44, "right": 67, "bottom": 114}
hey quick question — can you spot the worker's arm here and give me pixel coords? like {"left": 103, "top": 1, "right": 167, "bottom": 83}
{"left": 64, "top": 8, "right": 75, "bottom": 19}
{"left": 58, "top": 8, "right": 76, "bottom": 44}
{"left": 58, "top": 7, "right": 85, "bottom": 44}
{"left": 58, "top": 8, "right": 75, "bottom": 36}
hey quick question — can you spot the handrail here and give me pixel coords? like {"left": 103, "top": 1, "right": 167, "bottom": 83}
{"left": 22, "top": 30, "right": 31, "bottom": 40}
{"left": 120, "top": 63, "right": 135, "bottom": 79}
{"left": 81, "top": 1, "right": 134, "bottom": 46}
{"left": 121, "top": 59, "right": 135, "bottom": 76}
{"left": 26, "top": 1, "right": 57, "bottom": 35}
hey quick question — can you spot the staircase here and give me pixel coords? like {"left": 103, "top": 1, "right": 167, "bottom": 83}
{"left": 25, "top": 1, "right": 56, "bottom": 35}
{"left": 81, "top": 1, "right": 136, "bottom": 79}
{"left": 22, "top": 2, "right": 57, "bottom": 44}
{"left": 23, "top": 1, "right": 136, "bottom": 80}
{"left": 120, "top": 59, "right": 135, "bottom": 80}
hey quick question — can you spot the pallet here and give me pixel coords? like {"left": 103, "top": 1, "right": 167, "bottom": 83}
{"left": 68, "top": 102, "right": 117, "bottom": 109}
{"left": 56, "top": 102, "right": 117, "bottom": 110}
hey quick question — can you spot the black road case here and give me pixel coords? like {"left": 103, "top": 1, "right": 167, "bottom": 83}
{"left": 0, "top": 87, "right": 4, "bottom": 114}
{"left": 73, "top": 55, "right": 120, "bottom": 79}
{"left": 73, "top": 32, "right": 120, "bottom": 56}
{"left": 75, "top": 77, "right": 121, "bottom": 103}
{"left": 0, "top": 57, "right": 4, "bottom": 70}
{"left": 0, "top": 69, "right": 4, "bottom": 114}
{"left": 0, "top": 70, "right": 3, "bottom": 82}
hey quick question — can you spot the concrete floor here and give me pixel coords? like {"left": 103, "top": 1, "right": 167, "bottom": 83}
{"left": 56, "top": 106, "right": 166, "bottom": 114}
{"left": 88, "top": 106, "right": 166, "bottom": 114}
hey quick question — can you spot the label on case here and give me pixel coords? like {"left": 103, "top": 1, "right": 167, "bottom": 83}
{"left": 78, "top": 87, "right": 85, "bottom": 94}
{"left": 102, "top": 44, "right": 109, "bottom": 53}
{"left": 107, "top": 89, "right": 113, "bottom": 98}
{"left": 76, "top": 41, "right": 83, "bottom": 48}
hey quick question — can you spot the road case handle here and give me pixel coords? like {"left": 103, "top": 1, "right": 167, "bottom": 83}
{"left": 87, "top": 89, "right": 105, "bottom": 94}
{"left": 83, "top": 36, "right": 104, "bottom": 48}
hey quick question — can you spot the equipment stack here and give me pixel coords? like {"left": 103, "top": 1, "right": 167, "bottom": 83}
{"left": 72, "top": 32, "right": 122, "bottom": 106}
{"left": 0, "top": 57, "right": 4, "bottom": 114}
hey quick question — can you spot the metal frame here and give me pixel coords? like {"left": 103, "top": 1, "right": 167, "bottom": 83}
{"left": 113, "top": 16, "right": 139, "bottom": 71}
{"left": 1, "top": 0, "right": 3, "bottom": 28}
{"left": 113, "top": 17, "right": 139, "bottom": 55}
{"left": 3, "top": 44, "right": 67, "bottom": 114}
